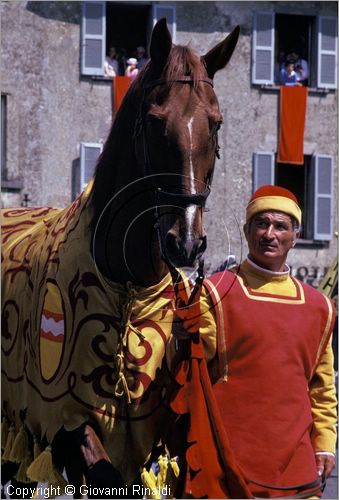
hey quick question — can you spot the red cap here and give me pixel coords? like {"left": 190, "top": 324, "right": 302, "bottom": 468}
{"left": 246, "top": 185, "right": 301, "bottom": 224}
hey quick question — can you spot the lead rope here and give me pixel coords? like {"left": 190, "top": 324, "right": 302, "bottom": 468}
{"left": 167, "top": 257, "right": 205, "bottom": 360}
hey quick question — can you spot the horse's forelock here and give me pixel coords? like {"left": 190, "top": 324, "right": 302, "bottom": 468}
{"left": 164, "top": 46, "right": 206, "bottom": 89}
{"left": 135, "top": 45, "right": 206, "bottom": 90}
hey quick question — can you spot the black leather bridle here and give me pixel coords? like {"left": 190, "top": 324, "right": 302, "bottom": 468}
{"left": 135, "top": 76, "right": 220, "bottom": 212}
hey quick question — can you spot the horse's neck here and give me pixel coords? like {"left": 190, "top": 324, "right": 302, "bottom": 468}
{"left": 95, "top": 219, "right": 168, "bottom": 287}
{"left": 93, "top": 164, "right": 168, "bottom": 288}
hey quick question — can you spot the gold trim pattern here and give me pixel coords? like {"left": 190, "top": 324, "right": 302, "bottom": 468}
{"left": 237, "top": 274, "right": 305, "bottom": 304}
{"left": 204, "top": 279, "right": 228, "bottom": 381}
{"left": 310, "top": 296, "right": 334, "bottom": 379}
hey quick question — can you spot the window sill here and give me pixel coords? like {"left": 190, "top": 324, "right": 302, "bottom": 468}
{"left": 295, "top": 239, "right": 330, "bottom": 249}
{"left": 80, "top": 75, "right": 114, "bottom": 82}
{"left": 1, "top": 178, "right": 23, "bottom": 191}
{"left": 256, "top": 84, "right": 332, "bottom": 95}
{"left": 90, "top": 75, "right": 113, "bottom": 81}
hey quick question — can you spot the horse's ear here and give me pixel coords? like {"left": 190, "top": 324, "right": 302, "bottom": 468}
{"left": 149, "top": 18, "right": 172, "bottom": 70}
{"left": 202, "top": 25, "right": 240, "bottom": 79}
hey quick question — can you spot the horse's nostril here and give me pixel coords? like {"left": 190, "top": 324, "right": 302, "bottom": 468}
{"left": 164, "top": 233, "right": 207, "bottom": 268}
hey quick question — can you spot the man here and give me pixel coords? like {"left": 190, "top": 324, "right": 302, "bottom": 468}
{"left": 201, "top": 185, "right": 337, "bottom": 498}
{"left": 136, "top": 46, "right": 148, "bottom": 70}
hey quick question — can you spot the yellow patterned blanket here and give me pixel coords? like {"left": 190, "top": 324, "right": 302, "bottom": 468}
{"left": 2, "top": 181, "right": 180, "bottom": 485}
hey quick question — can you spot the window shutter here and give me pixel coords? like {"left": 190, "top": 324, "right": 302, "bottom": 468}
{"left": 80, "top": 143, "right": 102, "bottom": 191}
{"left": 253, "top": 152, "right": 275, "bottom": 191}
{"left": 153, "top": 4, "right": 176, "bottom": 43}
{"left": 1, "top": 95, "right": 7, "bottom": 179}
{"left": 252, "top": 11, "right": 275, "bottom": 85}
{"left": 313, "top": 155, "right": 333, "bottom": 241}
{"left": 81, "top": 1, "right": 106, "bottom": 76}
{"left": 317, "top": 16, "right": 337, "bottom": 89}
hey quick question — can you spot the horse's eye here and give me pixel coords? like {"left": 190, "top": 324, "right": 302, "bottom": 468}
{"left": 208, "top": 118, "right": 222, "bottom": 134}
{"left": 147, "top": 114, "right": 167, "bottom": 135}
{"left": 213, "top": 121, "right": 222, "bottom": 133}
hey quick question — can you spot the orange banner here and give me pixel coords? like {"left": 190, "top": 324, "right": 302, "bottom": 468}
{"left": 113, "top": 76, "right": 132, "bottom": 112}
{"left": 277, "top": 86, "right": 307, "bottom": 165}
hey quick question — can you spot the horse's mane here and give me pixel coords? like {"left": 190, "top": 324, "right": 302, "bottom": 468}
{"left": 90, "top": 45, "right": 206, "bottom": 228}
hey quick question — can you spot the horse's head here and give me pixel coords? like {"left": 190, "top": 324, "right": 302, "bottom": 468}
{"left": 135, "top": 19, "right": 240, "bottom": 269}
{"left": 91, "top": 19, "right": 239, "bottom": 285}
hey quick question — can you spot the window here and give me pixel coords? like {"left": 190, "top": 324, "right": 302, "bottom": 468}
{"left": 1, "top": 94, "right": 7, "bottom": 180}
{"left": 252, "top": 11, "right": 337, "bottom": 88}
{"left": 253, "top": 153, "right": 334, "bottom": 241}
{"left": 81, "top": 1, "right": 176, "bottom": 77}
{"left": 80, "top": 143, "right": 102, "bottom": 191}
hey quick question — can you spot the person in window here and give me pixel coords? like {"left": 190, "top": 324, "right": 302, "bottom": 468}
{"left": 294, "top": 36, "right": 309, "bottom": 86}
{"left": 274, "top": 51, "right": 286, "bottom": 84}
{"left": 279, "top": 60, "right": 302, "bottom": 86}
{"left": 125, "top": 58, "right": 139, "bottom": 80}
{"left": 295, "top": 55, "right": 309, "bottom": 86}
{"left": 104, "top": 47, "right": 119, "bottom": 78}
{"left": 136, "top": 46, "right": 148, "bottom": 70}
{"left": 198, "top": 185, "right": 337, "bottom": 498}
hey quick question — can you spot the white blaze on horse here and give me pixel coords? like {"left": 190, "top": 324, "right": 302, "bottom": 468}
{"left": 1, "top": 19, "right": 239, "bottom": 498}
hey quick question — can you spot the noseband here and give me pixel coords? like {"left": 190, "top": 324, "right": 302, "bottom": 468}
{"left": 136, "top": 76, "right": 218, "bottom": 210}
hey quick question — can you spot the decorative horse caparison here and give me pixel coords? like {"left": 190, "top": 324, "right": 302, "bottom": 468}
{"left": 1, "top": 19, "right": 240, "bottom": 498}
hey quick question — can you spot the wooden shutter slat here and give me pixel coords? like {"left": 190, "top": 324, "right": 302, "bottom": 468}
{"left": 253, "top": 152, "right": 275, "bottom": 191}
{"left": 252, "top": 12, "right": 275, "bottom": 85}
{"left": 80, "top": 143, "right": 102, "bottom": 191}
{"left": 317, "top": 16, "right": 337, "bottom": 89}
{"left": 81, "top": 2, "right": 106, "bottom": 76}
{"left": 313, "top": 155, "right": 333, "bottom": 240}
{"left": 153, "top": 4, "right": 176, "bottom": 43}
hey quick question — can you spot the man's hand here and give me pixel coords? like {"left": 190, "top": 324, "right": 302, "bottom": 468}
{"left": 80, "top": 424, "right": 110, "bottom": 467}
{"left": 315, "top": 452, "right": 336, "bottom": 481}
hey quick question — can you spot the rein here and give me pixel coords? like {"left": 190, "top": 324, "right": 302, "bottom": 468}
{"left": 169, "top": 257, "right": 206, "bottom": 360}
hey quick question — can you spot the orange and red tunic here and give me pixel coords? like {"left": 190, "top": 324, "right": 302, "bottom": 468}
{"left": 202, "top": 259, "right": 336, "bottom": 498}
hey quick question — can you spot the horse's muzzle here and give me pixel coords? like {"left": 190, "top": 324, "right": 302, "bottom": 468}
{"left": 164, "top": 233, "right": 207, "bottom": 268}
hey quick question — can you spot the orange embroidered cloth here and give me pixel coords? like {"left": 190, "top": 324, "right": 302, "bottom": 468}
{"left": 1, "top": 181, "right": 180, "bottom": 485}
{"left": 277, "top": 86, "right": 307, "bottom": 165}
{"left": 113, "top": 76, "right": 132, "bottom": 111}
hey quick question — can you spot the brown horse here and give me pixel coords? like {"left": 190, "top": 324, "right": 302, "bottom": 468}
{"left": 1, "top": 19, "right": 239, "bottom": 498}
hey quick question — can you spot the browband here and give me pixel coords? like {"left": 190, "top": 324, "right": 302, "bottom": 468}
{"left": 145, "top": 76, "right": 214, "bottom": 89}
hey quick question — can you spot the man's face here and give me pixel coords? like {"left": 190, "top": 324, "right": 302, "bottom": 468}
{"left": 287, "top": 63, "right": 294, "bottom": 75}
{"left": 244, "top": 211, "right": 299, "bottom": 272}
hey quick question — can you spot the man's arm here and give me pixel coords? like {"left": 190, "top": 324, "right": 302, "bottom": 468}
{"left": 309, "top": 336, "right": 337, "bottom": 480}
{"left": 199, "top": 286, "right": 217, "bottom": 362}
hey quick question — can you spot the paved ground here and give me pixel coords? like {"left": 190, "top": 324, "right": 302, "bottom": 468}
{"left": 322, "top": 459, "right": 338, "bottom": 499}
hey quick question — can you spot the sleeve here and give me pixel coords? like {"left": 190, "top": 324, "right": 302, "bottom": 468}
{"left": 279, "top": 68, "right": 286, "bottom": 85}
{"left": 199, "top": 285, "right": 217, "bottom": 362}
{"left": 309, "top": 336, "right": 337, "bottom": 454}
{"left": 301, "top": 59, "right": 309, "bottom": 79}
{"left": 165, "top": 285, "right": 217, "bottom": 369}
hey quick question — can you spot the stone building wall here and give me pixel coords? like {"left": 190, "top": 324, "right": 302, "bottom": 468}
{"left": 1, "top": 1, "right": 337, "bottom": 284}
